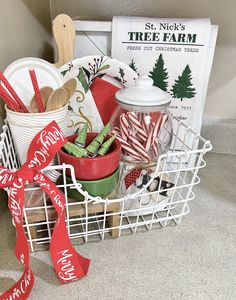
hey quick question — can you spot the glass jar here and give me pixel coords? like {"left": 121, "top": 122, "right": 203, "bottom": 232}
{"left": 110, "top": 75, "right": 173, "bottom": 167}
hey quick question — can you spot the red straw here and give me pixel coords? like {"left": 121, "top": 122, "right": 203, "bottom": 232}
{"left": 28, "top": 68, "right": 44, "bottom": 112}
{"left": 0, "top": 84, "right": 22, "bottom": 112}
{"left": 0, "top": 71, "right": 29, "bottom": 113}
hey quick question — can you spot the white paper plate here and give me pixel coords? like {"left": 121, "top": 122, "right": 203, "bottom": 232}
{"left": 59, "top": 56, "right": 138, "bottom": 133}
{"left": 4, "top": 57, "right": 63, "bottom": 108}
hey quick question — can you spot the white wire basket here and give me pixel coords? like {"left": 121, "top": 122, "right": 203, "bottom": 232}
{"left": 0, "top": 116, "right": 212, "bottom": 252}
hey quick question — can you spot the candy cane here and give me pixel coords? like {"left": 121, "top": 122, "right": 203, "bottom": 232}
{"left": 112, "top": 127, "right": 142, "bottom": 160}
{"left": 151, "top": 115, "right": 162, "bottom": 146}
{"left": 137, "top": 112, "right": 142, "bottom": 123}
{"left": 141, "top": 113, "right": 151, "bottom": 134}
{"left": 149, "top": 123, "right": 159, "bottom": 157}
{"left": 129, "top": 132, "right": 151, "bottom": 161}
{"left": 111, "top": 113, "right": 168, "bottom": 162}
{"left": 151, "top": 114, "right": 168, "bottom": 146}
{"left": 120, "top": 113, "right": 130, "bottom": 141}
{"left": 145, "top": 125, "right": 154, "bottom": 152}
{"left": 153, "top": 114, "right": 168, "bottom": 156}
{"left": 127, "top": 112, "right": 148, "bottom": 142}
{"left": 111, "top": 127, "right": 120, "bottom": 135}
{"left": 152, "top": 142, "right": 159, "bottom": 157}
{"left": 160, "top": 114, "right": 168, "bottom": 128}
{"left": 151, "top": 138, "right": 159, "bottom": 156}
{"left": 115, "top": 133, "right": 142, "bottom": 160}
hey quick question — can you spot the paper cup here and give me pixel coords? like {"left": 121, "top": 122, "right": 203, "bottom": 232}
{"left": 6, "top": 104, "right": 68, "bottom": 125}
{"left": 7, "top": 106, "right": 72, "bottom": 164}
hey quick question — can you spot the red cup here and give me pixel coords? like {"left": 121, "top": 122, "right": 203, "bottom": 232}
{"left": 58, "top": 133, "right": 121, "bottom": 180}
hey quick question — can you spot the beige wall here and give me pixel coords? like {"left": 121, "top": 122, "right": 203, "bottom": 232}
{"left": 0, "top": 0, "right": 53, "bottom": 126}
{"left": 50, "top": 0, "right": 236, "bottom": 119}
{"left": 0, "top": 0, "right": 52, "bottom": 70}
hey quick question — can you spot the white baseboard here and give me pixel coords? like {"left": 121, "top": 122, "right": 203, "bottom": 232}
{"left": 201, "top": 117, "right": 236, "bottom": 155}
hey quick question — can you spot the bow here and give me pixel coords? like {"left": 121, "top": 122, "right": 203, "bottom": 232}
{"left": 0, "top": 121, "right": 90, "bottom": 300}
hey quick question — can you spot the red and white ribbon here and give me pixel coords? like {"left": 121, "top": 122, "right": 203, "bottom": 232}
{"left": 0, "top": 121, "right": 90, "bottom": 299}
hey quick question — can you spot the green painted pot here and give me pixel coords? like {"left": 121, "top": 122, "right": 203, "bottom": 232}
{"left": 57, "top": 167, "right": 119, "bottom": 201}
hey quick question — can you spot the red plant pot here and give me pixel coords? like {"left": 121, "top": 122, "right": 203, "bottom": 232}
{"left": 58, "top": 133, "right": 121, "bottom": 180}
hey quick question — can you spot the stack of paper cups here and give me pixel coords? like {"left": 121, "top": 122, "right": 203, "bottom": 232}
{"left": 6, "top": 105, "right": 73, "bottom": 164}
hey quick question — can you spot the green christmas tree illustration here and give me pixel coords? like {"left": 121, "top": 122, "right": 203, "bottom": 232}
{"left": 171, "top": 65, "right": 196, "bottom": 101}
{"left": 129, "top": 59, "right": 139, "bottom": 75}
{"left": 149, "top": 53, "right": 168, "bottom": 91}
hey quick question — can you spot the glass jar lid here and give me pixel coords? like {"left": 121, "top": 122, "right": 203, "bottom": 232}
{"left": 115, "top": 75, "right": 171, "bottom": 107}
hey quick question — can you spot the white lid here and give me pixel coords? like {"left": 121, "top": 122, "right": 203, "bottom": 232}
{"left": 115, "top": 75, "right": 171, "bottom": 107}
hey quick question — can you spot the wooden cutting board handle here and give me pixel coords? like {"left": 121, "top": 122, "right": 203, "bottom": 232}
{"left": 53, "top": 14, "right": 75, "bottom": 68}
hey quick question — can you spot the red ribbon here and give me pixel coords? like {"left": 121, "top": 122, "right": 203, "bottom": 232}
{"left": 0, "top": 121, "right": 90, "bottom": 299}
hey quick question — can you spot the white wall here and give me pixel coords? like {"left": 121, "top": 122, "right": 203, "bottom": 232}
{"left": 0, "top": 0, "right": 52, "bottom": 69}
{"left": 50, "top": 0, "right": 236, "bottom": 119}
{"left": 0, "top": 0, "right": 52, "bottom": 126}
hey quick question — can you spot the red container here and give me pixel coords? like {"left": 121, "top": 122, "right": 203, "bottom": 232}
{"left": 58, "top": 133, "right": 121, "bottom": 180}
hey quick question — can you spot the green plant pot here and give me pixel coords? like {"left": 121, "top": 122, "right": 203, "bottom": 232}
{"left": 57, "top": 167, "right": 119, "bottom": 201}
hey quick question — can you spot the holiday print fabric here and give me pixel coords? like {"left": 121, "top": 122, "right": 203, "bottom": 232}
{"left": 59, "top": 56, "right": 137, "bottom": 133}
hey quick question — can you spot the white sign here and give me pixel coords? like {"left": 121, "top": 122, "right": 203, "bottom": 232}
{"left": 112, "top": 16, "right": 218, "bottom": 136}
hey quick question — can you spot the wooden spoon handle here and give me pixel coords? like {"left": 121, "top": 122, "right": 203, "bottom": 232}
{"left": 53, "top": 14, "right": 75, "bottom": 68}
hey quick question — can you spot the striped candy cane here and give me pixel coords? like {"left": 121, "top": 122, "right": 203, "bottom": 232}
{"left": 111, "top": 127, "right": 120, "bottom": 135}
{"left": 145, "top": 125, "right": 154, "bottom": 152}
{"left": 151, "top": 115, "right": 162, "bottom": 146}
{"left": 152, "top": 138, "right": 159, "bottom": 157}
{"left": 127, "top": 112, "right": 148, "bottom": 142}
{"left": 160, "top": 114, "right": 168, "bottom": 128}
{"left": 152, "top": 114, "right": 168, "bottom": 146}
{"left": 112, "top": 131, "right": 142, "bottom": 161}
{"left": 112, "top": 112, "right": 168, "bottom": 162}
{"left": 129, "top": 132, "right": 151, "bottom": 161}
{"left": 141, "top": 113, "right": 151, "bottom": 133}
{"left": 120, "top": 114, "right": 130, "bottom": 141}
{"left": 151, "top": 114, "right": 168, "bottom": 156}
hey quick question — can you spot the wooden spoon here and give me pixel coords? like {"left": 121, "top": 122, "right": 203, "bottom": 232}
{"left": 62, "top": 78, "right": 77, "bottom": 100}
{"left": 46, "top": 87, "right": 67, "bottom": 112}
{"left": 29, "top": 86, "right": 53, "bottom": 113}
